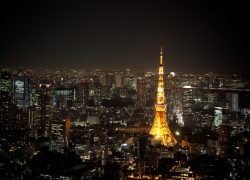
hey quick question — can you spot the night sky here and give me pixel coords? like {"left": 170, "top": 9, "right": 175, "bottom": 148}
{"left": 1, "top": 0, "right": 249, "bottom": 72}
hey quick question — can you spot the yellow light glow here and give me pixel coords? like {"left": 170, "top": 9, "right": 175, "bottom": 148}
{"left": 150, "top": 46, "right": 177, "bottom": 146}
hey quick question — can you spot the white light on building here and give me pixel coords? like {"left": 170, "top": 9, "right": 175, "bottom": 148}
{"left": 214, "top": 107, "right": 223, "bottom": 127}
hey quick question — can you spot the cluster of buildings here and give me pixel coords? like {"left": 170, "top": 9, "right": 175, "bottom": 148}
{"left": 1, "top": 59, "right": 250, "bottom": 179}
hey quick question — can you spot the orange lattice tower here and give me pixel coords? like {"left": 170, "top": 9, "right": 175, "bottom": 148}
{"left": 150, "top": 45, "right": 177, "bottom": 146}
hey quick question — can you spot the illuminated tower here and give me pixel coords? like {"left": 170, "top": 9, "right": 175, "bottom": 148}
{"left": 150, "top": 45, "right": 177, "bottom": 146}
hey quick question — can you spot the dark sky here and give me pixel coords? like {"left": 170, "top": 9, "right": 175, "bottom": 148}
{"left": 1, "top": 0, "right": 249, "bottom": 72}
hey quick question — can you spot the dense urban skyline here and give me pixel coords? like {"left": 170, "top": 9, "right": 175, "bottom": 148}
{"left": 1, "top": 0, "right": 249, "bottom": 72}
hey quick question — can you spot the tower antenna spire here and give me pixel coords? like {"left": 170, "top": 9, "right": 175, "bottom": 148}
{"left": 160, "top": 41, "right": 163, "bottom": 65}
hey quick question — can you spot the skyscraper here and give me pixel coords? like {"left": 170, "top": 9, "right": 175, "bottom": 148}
{"left": 37, "top": 81, "right": 52, "bottom": 137}
{"left": 0, "top": 70, "right": 12, "bottom": 130}
{"left": 214, "top": 107, "right": 223, "bottom": 127}
{"left": 231, "top": 93, "right": 239, "bottom": 112}
{"left": 150, "top": 45, "right": 177, "bottom": 146}
{"left": 94, "top": 80, "right": 102, "bottom": 106}
{"left": 81, "top": 81, "right": 89, "bottom": 107}
{"left": 114, "top": 72, "right": 123, "bottom": 88}
{"left": 12, "top": 70, "right": 30, "bottom": 109}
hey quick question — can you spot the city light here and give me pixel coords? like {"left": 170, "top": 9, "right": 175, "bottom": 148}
{"left": 1, "top": 0, "right": 249, "bottom": 178}
{"left": 175, "top": 131, "right": 180, "bottom": 136}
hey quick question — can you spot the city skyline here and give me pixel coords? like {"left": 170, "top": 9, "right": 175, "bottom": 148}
{"left": 1, "top": 0, "right": 249, "bottom": 72}
{"left": 1, "top": 37, "right": 250, "bottom": 178}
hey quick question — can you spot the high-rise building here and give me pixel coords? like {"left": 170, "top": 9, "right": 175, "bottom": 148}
{"left": 54, "top": 87, "right": 75, "bottom": 109}
{"left": 232, "top": 93, "right": 239, "bottom": 112}
{"left": 94, "top": 80, "right": 102, "bottom": 106}
{"left": 114, "top": 72, "right": 123, "bottom": 88}
{"left": 12, "top": 70, "right": 30, "bottom": 109}
{"left": 181, "top": 86, "right": 194, "bottom": 127}
{"left": 64, "top": 116, "right": 71, "bottom": 147}
{"left": 136, "top": 76, "right": 147, "bottom": 107}
{"left": 0, "top": 70, "right": 12, "bottom": 92}
{"left": 214, "top": 107, "right": 223, "bottom": 127}
{"left": 106, "top": 73, "right": 114, "bottom": 89}
{"left": 182, "top": 87, "right": 193, "bottom": 114}
{"left": 150, "top": 45, "right": 177, "bottom": 146}
{"left": 105, "top": 73, "right": 115, "bottom": 96}
{"left": 37, "top": 82, "right": 52, "bottom": 137}
{"left": 50, "top": 112, "right": 64, "bottom": 151}
{"left": 99, "top": 73, "right": 107, "bottom": 86}
{"left": 81, "top": 81, "right": 89, "bottom": 107}
{"left": 0, "top": 91, "right": 11, "bottom": 130}
{"left": 27, "top": 106, "right": 37, "bottom": 132}
{"left": 123, "top": 75, "right": 137, "bottom": 90}
{"left": 0, "top": 71, "right": 12, "bottom": 130}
